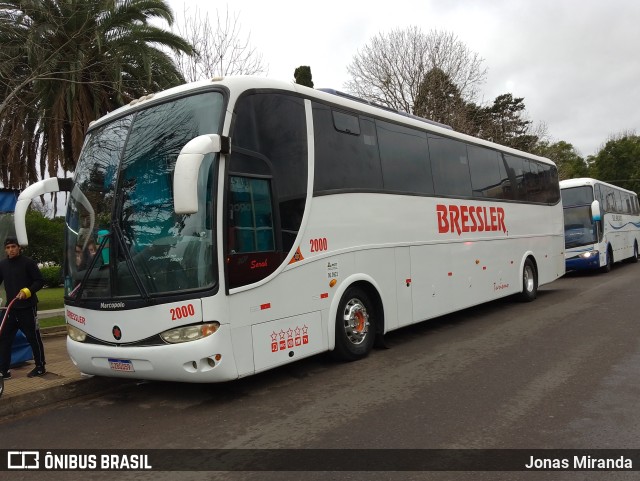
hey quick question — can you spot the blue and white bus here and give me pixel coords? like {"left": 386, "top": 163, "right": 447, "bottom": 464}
{"left": 560, "top": 178, "right": 640, "bottom": 271}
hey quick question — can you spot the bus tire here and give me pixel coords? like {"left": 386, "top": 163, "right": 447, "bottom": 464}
{"left": 602, "top": 247, "right": 613, "bottom": 272}
{"left": 332, "top": 286, "right": 376, "bottom": 362}
{"left": 519, "top": 258, "right": 538, "bottom": 302}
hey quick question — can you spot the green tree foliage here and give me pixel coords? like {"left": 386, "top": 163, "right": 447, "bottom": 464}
{"left": 40, "top": 264, "right": 62, "bottom": 287}
{"left": 590, "top": 134, "right": 640, "bottom": 195}
{"left": 483, "top": 94, "right": 538, "bottom": 152}
{"left": 0, "top": 0, "right": 194, "bottom": 189}
{"left": 533, "top": 141, "right": 587, "bottom": 180}
{"left": 414, "top": 67, "right": 463, "bottom": 126}
{"left": 414, "top": 68, "right": 540, "bottom": 152}
{"left": 21, "top": 210, "right": 64, "bottom": 265}
{"left": 294, "top": 66, "right": 314, "bottom": 88}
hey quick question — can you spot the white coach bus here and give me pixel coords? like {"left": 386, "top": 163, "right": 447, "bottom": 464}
{"left": 14, "top": 77, "right": 564, "bottom": 382}
{"left": 560, "top": 178, "right": 640, "bottom": 271}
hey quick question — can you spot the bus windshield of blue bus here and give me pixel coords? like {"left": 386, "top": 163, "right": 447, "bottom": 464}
{"left": 561, "top": 186, "right": 594, "bottom": 207}
{"left": 563, "top": 205, "right": 598, "bottom": 248}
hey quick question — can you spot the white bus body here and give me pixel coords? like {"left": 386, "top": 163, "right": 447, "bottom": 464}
{"left": 560, "top": 178, "right": 640, "bottom": 271}
{"left": 15, "top": 77, "right": 565, "bottom": 382}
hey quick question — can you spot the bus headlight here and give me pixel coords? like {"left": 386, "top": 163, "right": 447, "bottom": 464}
{"left": 579, "top": 250, "right": 598, "bottom": 259}
{"left": 67, "top": 324, "right": 87, "bottom": 342}
{"left": 160, "top": 322, "right": 220, "bottom": 344}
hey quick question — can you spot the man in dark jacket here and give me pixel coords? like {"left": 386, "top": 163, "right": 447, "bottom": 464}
{"left": 0, "top": 236, "right": 46, "bottom": 379}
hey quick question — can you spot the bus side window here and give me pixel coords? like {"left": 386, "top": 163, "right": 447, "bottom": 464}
{"left": 227, "top": 175, "right": 284, "bottom": 289}
{"left": 228, "top": 176, "right": 275, "bottom": 254}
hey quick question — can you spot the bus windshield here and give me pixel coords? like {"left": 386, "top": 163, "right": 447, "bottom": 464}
{"left": 563, "top": 205, "right": 598, "bottom": 248}
{"left": 65, "top": 92, "right": 224, "bottom": 300}
{"left": 561, "top": 185, "right": 598, "bottom": 249}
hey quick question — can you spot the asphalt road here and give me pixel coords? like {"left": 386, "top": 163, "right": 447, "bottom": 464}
{"left": 2, "top": 262, "right": 640, "bottom": 481}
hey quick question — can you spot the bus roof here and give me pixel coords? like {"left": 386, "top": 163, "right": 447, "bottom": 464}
{"left": 89, "top": 75, "right": 555, "bottom": 166}
{"left": 560, "top": 177, "right": 637, "bottom": 195}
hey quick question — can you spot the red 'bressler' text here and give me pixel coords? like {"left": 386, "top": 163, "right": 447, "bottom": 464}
{"left": 437, "top": 204, "right": 507, "bottom": 235}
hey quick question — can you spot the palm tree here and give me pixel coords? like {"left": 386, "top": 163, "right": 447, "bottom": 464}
{"left": 0, "top": 0, "right": 193, "bottom": 189}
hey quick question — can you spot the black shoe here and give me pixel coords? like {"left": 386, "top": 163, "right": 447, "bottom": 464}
{"left": 0, "top": 371, "right": 11, "bottom": 380}
{"left": 27, "top": 366, "right": 46, "bottom": 378}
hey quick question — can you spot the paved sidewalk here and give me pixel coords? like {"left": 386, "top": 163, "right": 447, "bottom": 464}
{"left": 0, "top": 323, "right": 125, "bottom": 417}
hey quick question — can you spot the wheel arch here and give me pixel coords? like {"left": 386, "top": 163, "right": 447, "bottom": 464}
{"left": 603, "top": 242, "right": 614, "bottom": 270}
{"left": 327, "top": 275, "right": 385, "bottom": 351}
{"left": 519, "top": 251, "right": 538, "bottom": 292}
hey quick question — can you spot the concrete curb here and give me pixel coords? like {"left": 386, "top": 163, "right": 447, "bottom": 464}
{"left": 40, "top": 325, "right": 67, "bottom": 337}
{"left": 38, "top": 309, "right": 64, "bottom": 320}
{"left": 0, "top": 376, "right": 130, "bottom": 417}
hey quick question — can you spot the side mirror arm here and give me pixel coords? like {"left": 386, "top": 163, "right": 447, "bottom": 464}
{"left": 173, "top": 134, "right": 230, "bottom": 214}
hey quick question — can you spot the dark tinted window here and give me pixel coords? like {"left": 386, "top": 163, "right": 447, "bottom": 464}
{"left": 497, "top": 155, "right": 514, "bottom": 200}
{"left": 228, "top": 176, "right": 275, "bottom": 253}
{"left": 230, "top": 92, "right": 308, "bottom": 287}
{"left": 539, "top": 163, "right": 560, "bottom": 203}
{"left": 313, "top": 102, "right": 383, "bottom": 192}
{"left": 562, "top": 187, "right": 594, "bottom": 207}
{"left": 594, "top": 184, "right": 603, "bottom": 206}
{"left": 624, "top": 193, "right": 632, "bottom": 214}
{"left": 376, "top": 120, "right": 433, "bottom": 194}
{"left": 602, "top": 186, "right": 616, "bottom": 212}
{"left": 526, "top": 161, "right": 545, "bottom": 202}
{"left": 504, "top": 155, "right": 527, "bottom": 200}
{"left": 468, "top": 145, "right": 503, "bottom": 198}
{"left": 428, "top": 134, "right": 472, "bottom": 197}
{"left": 333, "top": 110, "right": 361, "bottom": 135}
{"left": 614, "top": 190, "right": 623, "bottom": 212}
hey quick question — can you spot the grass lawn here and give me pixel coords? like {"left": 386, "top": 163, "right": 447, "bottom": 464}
{"left": 38, "top": 288, "right": 65, "bottom": 327}
{"left": 0, "top": 286, "right": 64, "bottom": 310}
{"left": 36, "top": 287, "right": 65, "bottom": 310}
{"left": 40, "top": 315, "right": 65, "bottom": 328}
{"left": 1, "top": 286, "right": 66, "bottom": 327}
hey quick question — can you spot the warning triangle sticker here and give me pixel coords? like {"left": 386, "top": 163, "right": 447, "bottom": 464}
{"left": 289, "top": 247, "right": 304, "bottom": 264}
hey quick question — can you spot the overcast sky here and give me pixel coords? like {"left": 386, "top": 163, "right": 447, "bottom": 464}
{"left": 169, "top": 0, "right": 639, "bottom": 159}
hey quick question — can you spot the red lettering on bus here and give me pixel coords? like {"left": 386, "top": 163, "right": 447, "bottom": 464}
{"left": 437, "top": 205, "right": 449, "bottom": 233}
{"left": 460, "top": 205, "right": 469, "bottom": 233}
{"left": 436, "top": 204, "right": 506, "bottom": 235}
{"left": 66, "top": 309, "right": 86, "bottom": 325}
{"left": 449, "top": 205, "right": 461, "bottom": 235}
{"left": 497, "top": 207, "right": 506, "bottom": 233}
{"left": 476, "top": 206, "right": 484, "bottom": 230}
{"left": 251, "top": 259, "right": 269, "bottom": 269}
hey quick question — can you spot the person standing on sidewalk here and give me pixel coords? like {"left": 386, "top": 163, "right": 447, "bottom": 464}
{"left": 0, "top": 237, "right": 46, "bottom": 379}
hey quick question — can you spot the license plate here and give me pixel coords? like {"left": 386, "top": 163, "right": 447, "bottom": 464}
{"left": 108, "top": 358, "right": 135, "bottom": 372}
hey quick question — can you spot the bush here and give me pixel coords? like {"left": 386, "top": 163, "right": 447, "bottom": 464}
{"left": 40, "top": 265, "right": 62, "bottom": 287}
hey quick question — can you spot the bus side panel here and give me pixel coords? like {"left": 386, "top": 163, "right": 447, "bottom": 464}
{"left": 252, "top": 311, "right": 324, "bottom": 373}
{"left": 538, "top": 235, "right": 566, "bottom": 285}
{"left": 228, "top": 256, "right": 339, "bottom": 373}
{"left": 606, "top": 215, "right": 640, "bottom": 263}
{"left": 354, "top": 248, "right": 403, "bottom": 331}
{"left": 410, "top": 240, "right": 518, "bottom": 323}
{"left": 394, "top": 247, "right": 414, "bottom": 328}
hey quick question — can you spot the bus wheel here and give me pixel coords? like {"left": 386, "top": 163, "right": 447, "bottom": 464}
{"left": 602, "top": 247, "right": 613, "bottom": 272}
{"left": 519, "top": 259, "right": 538, "bottom": 302}
{"left": 332, "top": 287, "right": 376, "bottom": 361}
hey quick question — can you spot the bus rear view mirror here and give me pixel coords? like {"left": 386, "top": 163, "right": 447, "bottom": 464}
{"left": 173, "top": 134, "right": 230, "bottom": 214}
{"left": 14, "top": 177, "right": 77, "bottom": 246}
{"left": 591, "top": 199, "right": 601, "bottom": 221}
